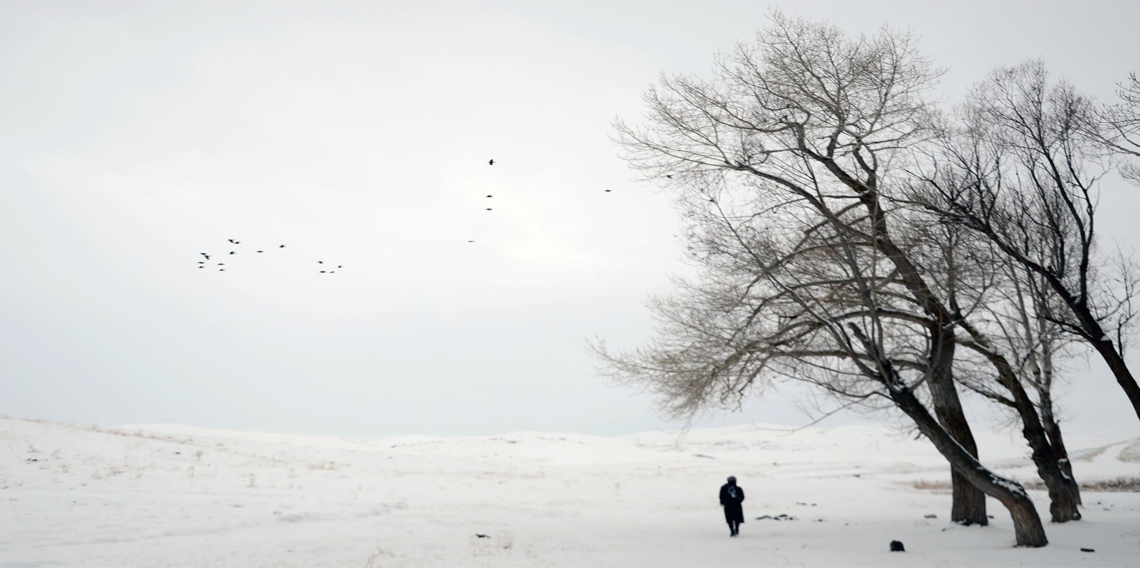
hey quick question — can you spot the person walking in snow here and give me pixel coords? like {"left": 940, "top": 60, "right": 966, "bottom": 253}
{"left": 719, "top": 475, "right": 745, "bottom": 537}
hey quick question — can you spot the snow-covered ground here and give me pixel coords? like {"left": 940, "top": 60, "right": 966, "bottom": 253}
{"left": 1, "top": 417, "right": 1137, "bottom": 567}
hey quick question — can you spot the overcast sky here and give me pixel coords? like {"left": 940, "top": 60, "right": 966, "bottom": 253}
{"left": 2, "top": 1, "right": 1137, "bottom": 439}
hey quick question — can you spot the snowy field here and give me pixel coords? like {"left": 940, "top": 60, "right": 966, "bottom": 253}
{"left": 1, "top": 417, "right": 1138, "bottom": 567}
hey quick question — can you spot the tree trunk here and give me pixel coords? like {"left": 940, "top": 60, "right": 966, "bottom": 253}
{"left": 892, "top": 386, "right": 1048, "bottom": 547}
{"left": 991, "top": 358, "right": 1082, "bottom": 523}
{"left": 928, "top": 329, "right": 987, "bottom": 525}
{"left": 1090, "top": 336, "right": 1140, "bottom": 424}
{"left": 1039, "top": 388, "right": 1081, "bottom": 506}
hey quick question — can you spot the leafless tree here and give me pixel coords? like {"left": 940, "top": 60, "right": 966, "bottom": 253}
{"left": 1094, "top": 72, "right": 1140, "bottom": 184}
{"left": 601, "top": 13, "right": 1050, "bottom": 545}
{"left": 911, "top": 61, "right": 1140, "bottom": 425}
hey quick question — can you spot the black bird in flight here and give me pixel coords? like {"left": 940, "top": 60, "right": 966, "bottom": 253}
{"left": 337, "top": 265, "right": 343, "bottom": 269}
{"left": 198, "top": 265, "right": 204, "bottom": 269}
{"left": 468, "top": 240, "right": 475, "bottom": 243}
{"left": 228, "top": 239, "right": 241, "bottom": 244}
{"left": 318, "top": 261, "right": 323, "bottom": 264}
{"left": 200, "top": 253, "right": 211, "bottom": 260}
{"left": 486, "top": 208, "right": 492, "bottom": 211}
{"left": 229, "top": 251, "right": 236, "bottom": 255}
{"left": 666, "top": 175, "right": 673, "bottom": 179}
{"left": 257, "top": 250, "right": 263, "bottom": 253}
{"left": 605, "top": 190, "right": 612, "bottom": 192}
{"left": 218, "top": 263, "right": 225, "bottom": 266}
{"left": 475, "top": 534, "right": 490, "bottom": 539}
{"left": 486, "top": 194, "right": 493, "bottom": 198}
{"left": 279, "top": 244, "right": 286, "bottom": 248}
{"left": 219, "top": 269, "right": 225, "bottom": 272}
{"left": 488, "top": 159, "right": 494, "bottom": 166}
{"left": 320, "top": 270, "right": 326, "bottom": 273}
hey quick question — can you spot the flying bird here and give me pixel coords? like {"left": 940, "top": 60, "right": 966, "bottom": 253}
{"left": 279, "top": 244, "right": 286, "bottom": 248}
{"left": 229, "top": 251, "right": 236, "bottom": 255}
{"left": 257, "top": 250, "right": 264, "bottom": 253}
{"left": 200, "top": 253, "right": 211, "bottom": 260}
{"left": 320, "top": 270, "right": 326, "bottom": 273}
{"left": 486, "top": 208, "right": 492, "bottom": 211}
{"left": 666, "top": 175, "right": 673, "bottom": 179}
{"left": 228, "top": 239, "right": 241, "bottom": 244}
{"left": 337, "top": 265, "right": 343, "bottom": 269}
{"left": 318, "top": 261, "right": 323, "bottom": 264}
{"left": 475, "top": 534, "right": 490, "bottom": 539}
{"left": 468, "top": 240, "right": 475, "bottom": 243}
{"left": 486, "top": 195, "right": 493, "bottom": 198}
{"left": 488, "top": 159, "right": 494, "bottom": 166}
{"left": 605, "top": 190, "right": 612, "bottom": 192}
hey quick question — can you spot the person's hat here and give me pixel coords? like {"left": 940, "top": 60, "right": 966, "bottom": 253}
{"left": 727, "top": 476, "right": 736, "bottom": 483}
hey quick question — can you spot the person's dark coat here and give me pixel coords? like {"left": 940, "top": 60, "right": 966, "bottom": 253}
{"left": 719, "top": 482, "right": 745, "bottom": 523}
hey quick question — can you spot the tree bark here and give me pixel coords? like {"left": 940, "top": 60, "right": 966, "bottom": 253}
{"left": 1089, "top": 336, "right": 1140, "bottom": 424}
{"left": 1041, "top": 413, "right": 1080, "bottom": 506}
{"left": 892, "top": 386, "right": 1048, "bottom": 546}
{"left": 928, "top": 328, "right": 988, "bottom": 524}
{"left": 1037, "top": 373, "right": 1081, "bottom": 507}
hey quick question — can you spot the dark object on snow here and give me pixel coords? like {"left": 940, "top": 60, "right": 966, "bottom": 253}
{"left": 1081, "top": 548, "right": 1095, "bottom": 553}
{"left": 487, "top": 195, "right": 493, "bottom": 198}
{"left": 720, "top": 477, "right": 745, "bottom": 537}
{"left": 279, "top": 244, "right": 286, "bottom": 248}
{"left": 475, "top": 534, "right": 490, "bottom": 539}
{"left": 257, "top": 250, "right": 263, "bottom": 253}
{"left": 924, "top": 514, "right": 937, "bottom": 519}
{"left": 756, "top": 513, "right": 795, "bottom": 521}
{"left": 488, "top": 159, "right": 494, "bottom": 166}
{"left": 229, "top": 251, "right": 235, "bottom": 255}
{"left": 890, "top": 540, "right": 905, "bottom": 552}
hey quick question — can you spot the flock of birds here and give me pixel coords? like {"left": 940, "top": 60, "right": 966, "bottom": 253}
{"left": 197, "top": 239, "right": 343, "bottom": 274}
{"left": 199, "top": 158, "right": 619, "bottom": 269}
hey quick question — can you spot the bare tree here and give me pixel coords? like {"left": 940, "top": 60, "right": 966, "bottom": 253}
{"left": 1095, "top": 72, "right": 1140, "bottom": 184}
{"left": 912, "top": 61, "right": 1140, "bottom": 425}
{"left": 602, "top": 13, "right": 1051, "bottom": 544}
{"left": 592, "top": 174, "right": 1050, "bottom": 546}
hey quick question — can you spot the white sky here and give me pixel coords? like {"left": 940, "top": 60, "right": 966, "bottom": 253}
{"left": 1, "top": 1, "right": 1137, "bottom": 438}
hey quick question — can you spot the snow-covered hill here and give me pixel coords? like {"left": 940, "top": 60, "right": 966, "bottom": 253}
{"left": 1, "top": 417, "right": 1137, "bottom": 567}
